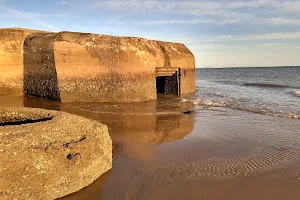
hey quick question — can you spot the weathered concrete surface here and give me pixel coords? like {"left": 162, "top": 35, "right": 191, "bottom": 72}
{"left": 157, "top": 42, "right": 196, "bottom": 95}
{"left": 1, "top": 27, "right": 195, "bottom": 102}
{"left": 0, "top": 28, "right": 39, "bottom": 95}
{"left": 0, "top": 107, "right": 112, "bottom": 200}
{"left": 24, "top": 31, "right": 195, "bottom": 102}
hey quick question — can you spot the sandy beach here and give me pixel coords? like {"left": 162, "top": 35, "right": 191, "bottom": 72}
{"left": 0, "top": 92, "right": 299, "bottom": 200}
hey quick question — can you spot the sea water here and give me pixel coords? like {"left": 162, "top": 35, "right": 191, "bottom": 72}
{"left": 191, "top": 66, "right": 300, "bottom": 119}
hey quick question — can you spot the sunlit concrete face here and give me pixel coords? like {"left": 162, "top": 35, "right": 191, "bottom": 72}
{"left": 0, "top": 28, "right": 195, "bottom": 102}
{"left": 0, "top": 28, "right": 38, "bottom": 95}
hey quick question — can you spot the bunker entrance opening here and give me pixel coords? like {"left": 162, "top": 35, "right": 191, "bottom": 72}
{"left": 156, "top": 68, "right": 180, "bottom": 95}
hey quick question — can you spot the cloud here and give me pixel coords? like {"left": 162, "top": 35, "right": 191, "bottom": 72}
{"left": 280, "top": 1, "right": 300, "bottom": 13}
{"left": 258, "top": 42, "right": 300, "bottom": 48}
{"left": 188, "top": 42, "right": 300, "bottom": 52}
{"left": 140, "top": 16, "right": 300, "bottom": 26}
{"left": 2, "top": 5, "right": 57, "bottom": 31}
{"left": 82, "top": 0, "right": 300, "bottom": 26}
{"left": 58, "top": 0, "right": 68, "bottom": 5}
{"left": 87, "top": 0, "right": 161, "bottom": 12}
{"left": 227, "top": 0, "right": 269, "bottom": 9}
{"left": 169, "top": 32, "right": 300, "bottom": 45}
{"left": 203, "top": 32, "right": 300, "bottom": 42}
{"left": 139, "top": 19, "right": 214, "bottom": 25}
{"left": 264, "top": 18, "right": 300, "bottom": 25}
{"left": 139, "top": 18, "right": 241, "bottom": 25}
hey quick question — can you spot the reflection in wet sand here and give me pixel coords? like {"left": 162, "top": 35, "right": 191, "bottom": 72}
{"left": 56, "top": 96, "right": 195, "bottom": 200}
{"left": 21, "top": 95, "right": 195, "bottom": 143}
{"left": 100, "top": 111, "right": 300, "bottom": 200}
{"left": 0, "top": 95, "right": 27, "bottom": 107}
{"left": 0, "top": 95, "right": 195, "bottom": 157}
{"left": 0, "top": 95, "right": 196, "bottom": 199}
{"left": 1, "top": 95, "right": 300, "bottom": 200}
{"left": 60, "top": 171, "right": 110, "bottom": 200}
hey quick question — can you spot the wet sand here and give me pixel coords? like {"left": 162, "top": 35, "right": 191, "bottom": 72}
{"left": 1, "top": 95, "right": 300, "bottom": 200}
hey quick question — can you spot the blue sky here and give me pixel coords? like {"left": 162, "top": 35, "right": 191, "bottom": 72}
{"left": 1, "top": 0, "right": 300, "bottom": 68}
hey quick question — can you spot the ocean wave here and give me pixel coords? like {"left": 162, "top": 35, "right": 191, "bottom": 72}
{"left": 231, "top": 106, "right": 300, "bottom": 119}
{"left": 210, "top": 80, "right": 298, "bottom": 89}
{"left": 293, "top": 90, "right": 300, "bottom": 97}
{"left": 183, "top": 98, "right": 300, "bottom": 119}
{"left": 243, "top": 82, "right": 290, "bottom": 88}
{"left": 183, "top": 99, "right": 232, "bottom": 107}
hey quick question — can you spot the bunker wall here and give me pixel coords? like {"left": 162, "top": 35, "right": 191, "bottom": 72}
{"left": 1, "top": 28, "right": 196, "bottom": 102}
{"left": 0, "top": 28, "right": 38, "bottom": 95}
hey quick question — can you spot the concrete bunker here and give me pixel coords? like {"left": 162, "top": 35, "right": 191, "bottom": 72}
{"left": 0, "top": 28, "right": 196, "bottom": 102}
{"left": 0, "top": 28, "right": 39, "bottom": 95}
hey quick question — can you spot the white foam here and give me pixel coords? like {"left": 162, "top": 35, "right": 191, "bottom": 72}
{"left": 187, "top": 99, "right": 232, "bottom": 107}
{"left": 293, "top": 90, "right": 300, "bottom": 96}
{"left": 183, "top": 98, "right": 300, "bottom": 120}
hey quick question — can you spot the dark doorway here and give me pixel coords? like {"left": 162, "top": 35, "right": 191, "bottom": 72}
{"left": 156, "top": 76, "right": 166, "bottom": 93}
{"left": 156, "top": 74, "right": 178, "bottom": 95}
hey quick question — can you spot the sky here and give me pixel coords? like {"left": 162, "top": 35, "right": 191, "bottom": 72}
{"left": 1, "top": 0, "right": 300, "bottom": 68}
